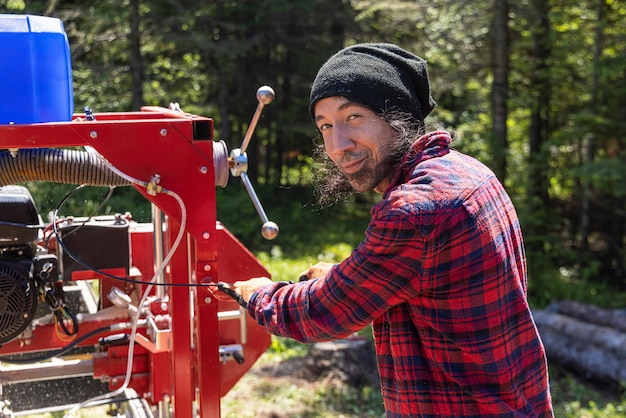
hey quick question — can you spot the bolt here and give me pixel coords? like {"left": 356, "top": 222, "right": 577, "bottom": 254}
{"left": 204, "top": 297, "right": 212, "bottom": 304}
{"left": 160, "top": 128, "right": 168, "bottom": 136}
{"left": 202, "top": 231, "right": 210, "bottom": 239}
{"left": 200, "top": 166, "right": 208, "bottom": 174}
{"left": 203, "top": 264, "right": 211, "bottom": 272}
{"left": 90, "top": 131, "right": 98, "bottom": 139}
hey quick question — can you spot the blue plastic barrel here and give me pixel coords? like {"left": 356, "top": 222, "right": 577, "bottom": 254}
{"left": 0, "top": 14, "right": 74, "bottom": 124}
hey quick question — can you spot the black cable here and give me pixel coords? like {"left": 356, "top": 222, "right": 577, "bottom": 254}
{"left": 56, "top": 185, "right": 116, "bottom": 241}
{"left": 0, "top": 325, "right": 112, "bottom": 364}
{"left": 216, "top": 282, "right": 248, "bottom": 308}
{"left": 52, "top": 184, "right": 216, "bottom": 288}
{"left": 43, "top": 184, "right": 115, "bottom": 250}
{"left": 56, "top": 307, "right": 79, "bottom": 336}
{"left": 49, "top": 185, "right": 261, "bottom": 307}
{"left": 43, "top": 286, "right": 79, "bottom": 337}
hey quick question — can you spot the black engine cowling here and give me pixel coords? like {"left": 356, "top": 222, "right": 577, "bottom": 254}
{"left": 0, "top": 258, "right": 37, "bottom": 345}
{"left": 0, "top": 185, "right": 42, "bottom": 345}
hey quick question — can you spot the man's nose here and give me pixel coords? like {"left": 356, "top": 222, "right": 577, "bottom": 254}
{"left": 327, "top": 124, "right": 355, "bottom": 155}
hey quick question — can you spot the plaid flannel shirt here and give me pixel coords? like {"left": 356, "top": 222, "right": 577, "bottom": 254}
{"left": 247, "top": 130, "right": 553, "bottom": 417}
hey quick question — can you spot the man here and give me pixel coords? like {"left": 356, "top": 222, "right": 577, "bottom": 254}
{"left": 217, "top": 43, "right": 553, "bottom": 417}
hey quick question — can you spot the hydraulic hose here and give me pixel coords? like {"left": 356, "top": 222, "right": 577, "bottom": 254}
{"left": 0, "top": 148, "right": 131, "bottom": 187}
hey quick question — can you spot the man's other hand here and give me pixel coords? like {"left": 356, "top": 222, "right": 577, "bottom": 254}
{"left": 298, "top": 262, "right": 335, "bottom": 282}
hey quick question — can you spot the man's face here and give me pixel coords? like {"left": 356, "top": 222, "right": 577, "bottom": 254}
{"left": 314, "top": 96, "right": 398, "bottom": 193}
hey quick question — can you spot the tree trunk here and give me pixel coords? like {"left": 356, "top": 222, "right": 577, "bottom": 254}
{"left": 491, "top": 0, "right": 509, "bottom": 183}
{"left": 528, "top": 0, "right": 551, "bottom": 205}
{"left": 525, "top": 0, "right": 553, "bottom": 253}
{"left": 580, "top": 0, "right": 605, "bottom": 250}
{"left": 129, "top": 0, "right": 143, "bottom": 110}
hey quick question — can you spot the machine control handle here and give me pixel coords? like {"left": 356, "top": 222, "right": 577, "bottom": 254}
{"left": 240, "top": 86, "right": 275, "bottom": 155}
{"left": 229, "top": 86, "right": 279, "bottom": 240}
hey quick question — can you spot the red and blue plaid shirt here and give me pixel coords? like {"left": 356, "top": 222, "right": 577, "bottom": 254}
{"left": 247, "top": 131, "right": 553, "bottom": 417}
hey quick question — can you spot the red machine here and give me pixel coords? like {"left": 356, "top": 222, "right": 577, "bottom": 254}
{"left": 0, "top": 88, "right": 278, "bottom": 417}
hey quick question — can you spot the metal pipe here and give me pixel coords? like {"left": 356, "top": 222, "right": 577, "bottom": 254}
{"left": 0, "top": 358, "right": 94, "bottom": 385}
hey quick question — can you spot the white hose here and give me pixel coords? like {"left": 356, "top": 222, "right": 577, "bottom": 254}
{"left": 63, "top": 149, "right": 188, "bottom": 418}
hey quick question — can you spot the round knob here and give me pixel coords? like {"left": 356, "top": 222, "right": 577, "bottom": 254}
{"left": 257, "top": 86, "right": 275, "bottom": 105}
{"left": 261, "top": 221, "right": 279, "bottom": 240}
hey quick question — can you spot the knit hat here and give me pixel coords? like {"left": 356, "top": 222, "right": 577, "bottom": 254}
{"left": 309, "top": 43, "right": 436, "bottom": 123}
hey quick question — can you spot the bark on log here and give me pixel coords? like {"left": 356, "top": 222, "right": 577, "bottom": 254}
{"left": 548, "top": 300, "right": 626, "bottom": 333}
{"left": 534, "top": 305, "right": 626, "bottom": 386}
{"left": 533, "top": 310, "right": 626, "bottom": 358}
{"left": 536, "top": 323, "right": 626, "bottom": 384}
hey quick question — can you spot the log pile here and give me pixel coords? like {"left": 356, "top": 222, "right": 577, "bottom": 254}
{"left": 533, "top": 300, "right": 626, "bottom": 385}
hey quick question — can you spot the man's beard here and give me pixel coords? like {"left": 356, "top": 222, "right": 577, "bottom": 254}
{"left": 311, "top": 141, "right": 407, "bottom": 207}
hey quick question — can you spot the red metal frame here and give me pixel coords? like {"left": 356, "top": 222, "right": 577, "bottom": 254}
{"left": 0, "top": 108, "right": 272, "bottom": 416}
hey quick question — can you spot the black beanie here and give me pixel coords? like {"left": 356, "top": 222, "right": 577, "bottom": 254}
{"left": 309, "top": 43, "right": 436, "bottom": 123}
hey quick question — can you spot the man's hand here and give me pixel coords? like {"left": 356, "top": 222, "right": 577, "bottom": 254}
{"left": 298, "top": 261, "right": 335, "bottom": 282}
{"left": 214, "top": 277, "right": 273, "bottom": 305}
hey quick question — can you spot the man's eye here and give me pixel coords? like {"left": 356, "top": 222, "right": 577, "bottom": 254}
{"left": 347, "top": 114, "right": 360, "bottom": 121}
{"left": 319, "top": 123, "right": 331, "bottom": 131}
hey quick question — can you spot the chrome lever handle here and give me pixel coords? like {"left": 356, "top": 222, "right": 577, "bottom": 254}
{"left": 228, "top": 86, "right": 279, "bottom": 240}
{"left": 240, "top": 86, "right": 275, "bottom": 155}
{"left": 240, "top": 172, "right": 279, "bottom": 240}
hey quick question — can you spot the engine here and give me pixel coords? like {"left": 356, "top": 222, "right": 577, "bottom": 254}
{"left": 0, "top": 185, "right": 59, "bottom": 345}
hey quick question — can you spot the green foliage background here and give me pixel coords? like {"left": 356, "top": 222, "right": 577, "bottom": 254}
{"left": 2, "top": 0, "right": 625, "bottom": 307}
{"left": 2, "top": 0, "right": 626, "bottom": 414}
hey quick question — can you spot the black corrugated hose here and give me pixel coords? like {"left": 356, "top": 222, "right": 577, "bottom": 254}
{"left": 0, "top": 148, "right": 131, "bottom": 187}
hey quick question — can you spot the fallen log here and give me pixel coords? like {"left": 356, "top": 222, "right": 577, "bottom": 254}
{"left": 548, "top": 300, "right": 626, "bottom": 333}
{"left": 536, "top": 322, "right": 626, "bottom": 384}
{"left": 534, "top": 304, "right": 626, "bottom": 386}
{"left": 533, "top": 310, "right": 626, "bottom": 358}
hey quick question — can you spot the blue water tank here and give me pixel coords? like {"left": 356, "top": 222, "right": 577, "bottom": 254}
{"left": 0, "top": 14, "right": 74, "bottom": 124}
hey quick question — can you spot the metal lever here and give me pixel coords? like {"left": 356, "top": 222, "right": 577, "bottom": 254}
{"left": 240, "top": 86, "right": 275, "bottom": 155}
{"left": 229, "top": 86, "right": 279, "bottom": 240}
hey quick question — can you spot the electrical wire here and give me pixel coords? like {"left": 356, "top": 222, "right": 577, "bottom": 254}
{"left": 63, "top": 147, "right": 189, "bottom": 418}
{"left": 40, "top": 284, "right": 79, "bottom": 338}
{"left": 0, "top": 325, "right": 112, "bottom": 364}
{"left": 44, "top": 185, "right": 116, "bottom": 250}
{"left": 50, "top": 182, "right": 216, "bottom": 289}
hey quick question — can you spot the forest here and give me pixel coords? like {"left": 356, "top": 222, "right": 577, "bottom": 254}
{"left": 1, "top": 0, "right": 626, "bottom": 416}
{"left": 2, "top": 0, "right": 626, "bottom": 310}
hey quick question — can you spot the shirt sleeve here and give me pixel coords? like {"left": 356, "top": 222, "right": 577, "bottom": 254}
{"left": 246, "top": 201, "right": 431, "bottom": 343}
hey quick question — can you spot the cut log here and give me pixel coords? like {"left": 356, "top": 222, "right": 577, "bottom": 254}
{"left": 535, "top": 323, "right": 626, "bottom": 384}
{"left": 548, "top": 300, "right": 626, "bottom": 333}
{"left": 533, "top": 310, "right": 626, "bottom": 358}
{"left": 534, "top": 305, "right": 626, "bottom": 386}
